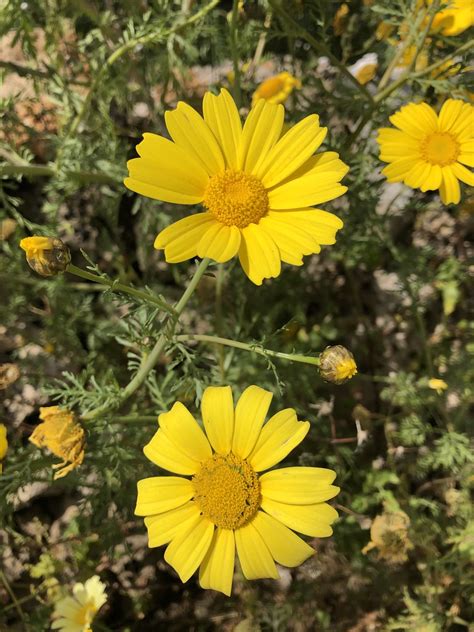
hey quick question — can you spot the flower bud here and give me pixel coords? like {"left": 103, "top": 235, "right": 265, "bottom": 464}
{"left": 319, "top": 345, "right": 357, "bottom": 384}
{"left": 19, "top": 236, "right": 71, "bottom": 277}
{"left": 29, "top": 406, "right": 85, "bottom": 479}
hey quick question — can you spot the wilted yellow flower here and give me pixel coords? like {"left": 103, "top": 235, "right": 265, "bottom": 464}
{"left": 251, "top": 72, "right": 301, "bottom": 107}
{"left": 0, "top": 424, "right": 8, "bottom": 474}
{"left": 333, "top": 3, "right": 349, "bottom": 35}
{"left": 349, "top": 53, "right": 378, "bottom": 85}
{"left": 0, "top": 363, "right": 20, "bottom": 390}
{"left": 19, "top": 236, "right": 71, "bottom": 277}
{"left": 125, "top": 88, "right": 348, "bottom": 285}
{"left": 319, "top": 345, "right": 357, "bottom": 384}
{"left": 430, "top": 0, "right": 474, "bottom": 36}
{"left": 52, "top": 575, "right": 106, "bottom": 632}
{"left": 136, "top": 385, "right": 339, "bottom": 595}
{"left": 428, "top": 378, "right": 448, "bottom": 393}
{"left": 363, "top": 511, "right": 413, "bottom": 564}
{"left": 377, "top": 99, "right": 474, "bottom": 205}
{"left": 375, "top": 21, "right": 395, "bottom": 40}
{"left": 29, "top": 406, "right": 85, "bottom": 479}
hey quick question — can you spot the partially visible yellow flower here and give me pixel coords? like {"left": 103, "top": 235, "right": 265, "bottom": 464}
{"left": 333, "top": 3, "right": 350, "bottom": 36}
{"left": 430, "top": 0, "right": 474, "bottom": 36}
{"left": 52, "top": 575, "right": 106, "bottom": 632}
{"left": 349, "top": 53, "right": 378, "bottom": 85}
{"left": 377, "top": 99, "right": 474, "bottom": 205}
{"left": 363, "top": 511, "right": 413, "bottom": 564}
{"left": 19, "top": 236, "right": 71, "bottom": 277}
{"left": 136, "top": 385, "right": 339, "bottom": 595}
{"left": 428, "top": 378, "right": 448, "bottom": 393}
{"left": 29, "top": 406, "right": 85, "bottom": 479}
{"left": 125, "top": 88, "right": 348, "bottom": 285}
{"left": 376, "top": 21, "right": 395, "bottom": 40}
{"left": 319, "top": 345, "right": 357, "bottom": 384}
{"left": 0, "top": 424, "right": 8, "bottom": 474}
{"left": 251, "top": 71, "right": 301, "bottom": 107}
{"left": 0, "top": 363, "right": 20, "bottom": 390}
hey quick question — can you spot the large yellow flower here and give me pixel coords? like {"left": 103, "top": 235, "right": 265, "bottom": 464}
{"left": 124, "top": 89, "right": 348, "bottom": 285}
{"left": 377, "top": 99, "right": 474, "bottom": 204}
{"left": 430, "top": 0, "right": 474, "bottom": 36}
{"left": 135, "top": 385, "right": 339, "bottom": 595}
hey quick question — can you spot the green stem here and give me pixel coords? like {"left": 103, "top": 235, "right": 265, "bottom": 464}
{"left": 81, "top": 259, "right": 210, "bottom": 421}
{"left": 112, "top": 415, "right": 158, "bottom": 423}
{"left": 66, "top": 264, "right": 176, "bottom": 316}
{"left": 230, "top": 0, "right": 243, "bottom": 107}
{"left": 268, "top": 0, "right": 375, "bottom": 105}
{"left": 175, "top": 333, "right": 320, "bottom": 367}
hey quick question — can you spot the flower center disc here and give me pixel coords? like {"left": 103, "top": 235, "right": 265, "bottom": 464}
{"left": 203, "top": 170, "right": 269, "bottom": 228}
{"left": 420, "top": 132, "right": 459, "bottom": 166}
{"left": 192, "top": 453, "right": 260, "bottom": 529}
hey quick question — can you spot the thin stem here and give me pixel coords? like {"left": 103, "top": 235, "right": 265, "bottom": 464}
{"left": 0, "top": 569, "right": 26, "bottom": 624}
{"left": 66, "top": 264, "right": 176, "bottom": 316}
{"left": 175, "top": 333, "right": 320, "bottom": 367}
{"left": 0, "top": 163, "right": 120, "bottom": 184}
{"left": 112, "top": 415, "right": 158, "bottom": 423}
{"left": 268, "top": 0, "right": 375, "bottom": 105}
{"left": 230, "top": 0, "right": 242, "bottom": 107}
{"left": 81, "top": 259, "right": 210, "bottom": 421}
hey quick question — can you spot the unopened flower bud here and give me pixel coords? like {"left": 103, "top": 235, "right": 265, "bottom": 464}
{"left": 319, "top": 345, "right": 357, "bottom": 384}
{"left": 19, "top": 236, "right": 71, "bottom": 277}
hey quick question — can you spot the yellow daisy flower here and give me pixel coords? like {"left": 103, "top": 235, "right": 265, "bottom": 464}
{"left": 430, "top": 0, "right": 474, "bottom": 36}
{"left": 251, "top": 72, "right": 302, "bottom": 107}
{"left": 135, "top": 385, "right": 339, "bottom": 595}
{"left": 348, "top": 53, "right": 378, "bottom": 85}
{"left": 124, "top": 89, "right": 348, "bottom": 285}
{"left": 377, "top": 99, "right": 474, "bottom": 205}
{"left": 52, "top": 575, "right": 107, "bottom": 632}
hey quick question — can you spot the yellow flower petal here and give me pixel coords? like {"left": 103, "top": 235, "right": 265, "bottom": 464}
{"left": 382, "top": 158, "right": 418, "bottom": 182}
{"left": 266, "top": 209, "right": 343, "bottom": 246}
{"left": 135, "top": 476, "right": 193, "bottom": 516}
{"left": 145, "top": 501, "right": 201, "bottom": 547}
{"left": 390, "top": 103, "right": 437, "bottom": 138}
{"left": 268, "top": 174, "right": 348, "bottom": 209}
{"left": 404, "top": 161, "right": 432, "bottom": 188}
{"left": 196, "top": 223, "right": 241, "bottom": 262}
{"left": 260, "top": 467, "right": 339, "bottom": 504}
{"left": 202, "top": 88, "right": 242, "bottom": 170}
{"left": 235, "top": 521, "right": 279, "bottom": 580}
{"left": 143, "top": 428, "right": 201, "bottom": 475}
{"left": 439, "top": 167, "right": 461, "bottom": 204}
{"left": 248, "top": 408, "right": 309, "bottom": 472}
{"left": 125, "top": 133, "right": 208, "bottom": 203}
{"left": 158, "top": 402, "right": 212, "bottom": 463}
{"left": 439, "top": 98, "right": 465, "bottom": 132}
{"left": 451, "top": 161, "right": 474, "bottom": 186}
{"left": 164, "top": 515, "right": 214, "bottom": 582}
{"left": 259, "top": 215, "right": 320, "bottom": 265}
{"left": 232, "top": 385, "right": 273, "bottom": 459}
{"left": 237, "top": 99, "right": 284, "bottom": 174}
{"left": 260, "top": 498, "right": 338, "bottom": 537}
{"left": 420, "top": 164, "right": 442, "bottom": 191}
{"left": 238, "top": 223, "right": 281, "bottom": 285}
{"left": 256, "top": 115, "right": 326, "bottom": 188}
{"left": 201, "top": 385, "right": 234, "bottom": 455}
{"left": 449, "top": 103, "right": 474, "bottom": 140}
{"left": 199, "top": 528, "right": 235, "bottom": 596}
{"left": 154, "top": 214, "right": 217, "bottom": 263}
{"left": 252, "top": 511, "right": 315, "bottom": 567}
{"left": 165, "top": 102, "right": 225, "bottom": 176}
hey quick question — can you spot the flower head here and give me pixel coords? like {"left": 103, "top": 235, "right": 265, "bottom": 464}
{"left": 135, "top": 385, "right": 339, "bottom": 595}
{"left": 29, "top": 406, "right": 85, "bottom": 479}
{"left": 428, "top": 378, "right": 448, "bottom": 393}
{"left": 124, "top": 88, "right": 348, "bottom": 285}
{"left": 377, "top": 99, "right": 474, "bottom": 205}
{"left": 333, "top": 3, "right": 350, "bottom": 36}
{"left": 319, "top": 345, "right": 357, "bottom": 384}
{"left": 0, "top": 424, "right": 8, "bottom": 474}
{"left": 362, "top": 511, "right": 413, "bottom": 564}
{"left": 349, "top": 53, "right": 378, "bottom": 85}
{"left": 52, "top": 575, "right": 107, "bottom": 632}
{"left": 431, "top": 0, "right": 474, "bottom": 36}
{"left": 19, "top": 236, "right": 71, "bottom": 277}
{"left": 251, "top": 72, "right": 301, "bottom": 107}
